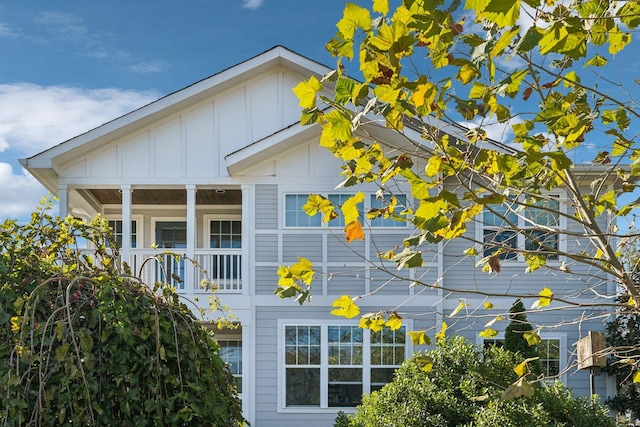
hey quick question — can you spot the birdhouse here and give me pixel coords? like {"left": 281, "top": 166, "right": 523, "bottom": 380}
{"left": 576, "top": 331, "right": 607, "bottom": 370}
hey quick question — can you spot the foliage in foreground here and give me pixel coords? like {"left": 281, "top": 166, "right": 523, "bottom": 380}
{"left": 343, "top": 336, "right": 613, "bottom": 427}
{"left": 0, "top": 203, "right": 244, "bottom": 426}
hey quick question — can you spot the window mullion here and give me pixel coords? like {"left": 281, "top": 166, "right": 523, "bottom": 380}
{"left": 320, "top": 325, "right": 328, "bottom": 409}
{"left": 363, "top": 329, "right": 371, "bottom": 395}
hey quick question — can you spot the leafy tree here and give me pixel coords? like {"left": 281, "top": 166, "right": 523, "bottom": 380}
{"left": 604, "top": 230, "right": 640, "bottom": 422}
{"left": 504, "top": 299, "right": 540, "bottom": 374}
{"left": 345, "top": 336, "right": 614, "bottom": 427}
{"left": 0, "top": 200, "right": 244, "bottom": 426}
{"left": 277, "top": 0, "right": 640, "bottom": 386}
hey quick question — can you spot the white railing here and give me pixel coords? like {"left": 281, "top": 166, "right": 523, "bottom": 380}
{"left": 129, "top": 249, "right": 242, "bottom": 293}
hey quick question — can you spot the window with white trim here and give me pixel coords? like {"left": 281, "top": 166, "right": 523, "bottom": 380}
{"left": 107, "top": 219, "right": 138, "bottom": 248}
{"left": 369, "top": 194, "right": 407, "bottom": 228}
{"left": 285, "top": 194, "right": 407, "bottom": 228}
{"left": 481, "top": 195, "right": 562, "bottom": 261}
{"left": 282, "top": 323, "right": 406, "bottom": 409}
{"left": 219, "top": 339, "right": 242, "bottom": 394}
{"left": 482, "top": 338, "right": 562, "bottom": 377}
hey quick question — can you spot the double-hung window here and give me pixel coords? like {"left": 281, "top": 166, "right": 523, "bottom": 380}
{"left": 281, "top": 322, "right": 407, "bottom": 410}
{"left": 481, "top": 195, "right": 561, "bottom": 261}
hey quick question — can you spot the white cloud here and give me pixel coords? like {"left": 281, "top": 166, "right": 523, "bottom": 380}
{"left": 0, "top": 83, "right": 158, "bottom": 221}
{"left": 129, "top": 60, "right": 172, "bottom": 74}
{"left": 0, "top": 22, "right": 16, "bottom": 37}
{"left": 242, "top": 0, "right": 264, "bottom": 10}
{"left": 0, "top": 162, "right": 47, "bottom": 220}
{"left": 0, "top": 83, "right": 158, "bottom": 154}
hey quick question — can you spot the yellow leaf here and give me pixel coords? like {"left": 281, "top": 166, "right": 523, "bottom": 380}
{"left": 435, "top": 321, "right": 447, "bottom": 342}
{"left": 292, "top": 76, "right": 322, "bottom": 109}
{"left": 479, "top": 328, "right": 498, "bottom": 338}
{"left": 484, "top": 301, "right": 494, "bottom": 310}
{"left": 524, "top": 331, "right": 541, "bottom": 346}
{"left": 337, "top": 2, "right": 372, "bottom": 39}
{"left": 415, "top": 355, "right": 434, "bottom": 372}
{"left": 304, "top": 194, "right": 338, "bottom": 223}
{"left": 345, "top": 221, "right": 365, "bottom": 243}
{"left": 385, "top": 312, "right": 403, "bottom": 330}
{"left": 628, "top": 297, "right": 637, "bottom": 307}
{"left": 513, "top": 361, "right": 527, "bottom": 376}
{"left": 451, "top": 300, "right": 469, "bottom": 317}
{"left": 341, "top": 192, "right": 365, "bottom": 224}
{"left": 10, "top": 316, "right": 21, "bottom": 333}
{"left": 531, "top": 287, "right": 554, "bottom": 309}
{"left": 331, "top": 295, "right": 360, "bottom": 319}
{"left": 359, "top": 313, "right": 385, "bottom": 332}
{"left": 372, "top": 0, "right": 389, "bottom": 15}
{"left": 408, "top": 330, "right": 432, "bottom": 346}
{"left": 633, "top": 371, "right": 640, "bottom": 383}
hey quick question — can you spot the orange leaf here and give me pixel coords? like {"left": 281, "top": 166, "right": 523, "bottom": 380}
{"left": 345, "top": 220, "right": 365, "bottom": 242}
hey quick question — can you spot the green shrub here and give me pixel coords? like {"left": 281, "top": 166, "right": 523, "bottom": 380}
{"left": 348, "top": 335, "right": 614, "bottom": 427}
{"left": 0, "top": 203, "right": 244, "bottom": 426}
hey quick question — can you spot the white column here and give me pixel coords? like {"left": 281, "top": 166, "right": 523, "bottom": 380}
{"left": 58, "top": 184, "right": 69, "bottom": 218}
{"left": 186, "top": 185, "right": 197, "bottom": 291}
{"left": 120, "top": 185, "right": 132, "bottom": 267}
{"left": 241, "top": 185, "right": 252, "bottom": 295}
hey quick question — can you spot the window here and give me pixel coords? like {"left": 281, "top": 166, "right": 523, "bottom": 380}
{"left": 481, "top": 338, "right": 562, "bottom": 377}
{"left": 209, "top": 220, "right": 241, "bottom": 249}
{"left": 482, "top": 196, "right": 561, "bottom": 261}
{"left": 370, "top": 328, "right": 406, "bottom": 392}
{"left": 282, "top": 323, "right": 407, "bottom": 409}
{"left": 285, "top": 194, "right": 407, "bottom": 228}
{"left": 369, "top": 195, "right": 407, "bottom": 227}
{"left": 219, "top": 340, "right": 242, "bottom": 394}
{"left": 537, "top": 339, "right": 561, "bottom": 377}
{"left": 107, "top": 220, "right": 137, "bottom": 248}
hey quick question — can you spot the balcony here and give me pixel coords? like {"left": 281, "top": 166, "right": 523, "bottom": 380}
{"left": 128, "top": 248, "right": 242, "bottom": 293}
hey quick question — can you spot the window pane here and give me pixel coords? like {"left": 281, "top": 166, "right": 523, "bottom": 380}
{"left": 483, "top": 230, "right": 517, "bottom": 259}
{"left": 210, "top": 220, "right": 241, "bottom": 249}
{"left": 328, "top": 368, "right": 362, "bottom": 407}
{"left": 370, "top": 194, "right": 407, "bottom": 227}
{"left": 537, "top": 339, "right": 561, "bottom": 377}
{"left": 286, "top": 368, "right": 320, "bottom": 406}
{"left": 525, "top": 230, "right": 558, "bottom": 260}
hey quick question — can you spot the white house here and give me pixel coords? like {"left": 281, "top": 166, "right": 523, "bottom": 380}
{"left": 20, "top": 46, "right": 615, "bottom": 426}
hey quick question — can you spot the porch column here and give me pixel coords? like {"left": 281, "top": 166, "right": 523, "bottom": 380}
{"left": 241, "top": 185, "right": 252, "bottom": 295}
{"left": 58, "top": 184, "right": 69, "bottom": 217}
{"left": 185, "top": 185, "right": 197, "bottom": 291}
{"left": 120, "top": 185, "right": 132, "bottom": 266}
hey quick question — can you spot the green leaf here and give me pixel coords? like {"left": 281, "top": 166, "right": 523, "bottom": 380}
{"left": 414, "top": 354, "right": 434, "bottom": 372}
{"left": 467, "top": 0, "right": 520, "bottom": 27}
{"left": 584, "top": 54, "right": 607, "bottom": 67}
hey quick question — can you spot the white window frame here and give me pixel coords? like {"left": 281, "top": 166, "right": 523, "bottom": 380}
{"left": 476, "top": 333, "right": 567, "bottom": 382}
{"left": 283, "top": 193, "right": 410, "bottom": 230}
{"left": 218, "top": 338, "right": 243, "bottom": 397}
{"left": 476, "top": 192, "right": 567, "bottom": 264}
{"left": 104, "top": 215, "right": 144, "bottom": 248}
{"left": 203, "top": 214, "right": 242, "bottom": 249}
{"left": 277, "top": 319, "right": 412, "bottom": 414}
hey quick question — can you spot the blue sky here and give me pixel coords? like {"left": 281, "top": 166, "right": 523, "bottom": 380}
{"left": 0, "top": 0, "right": 360, "bottom": 221}
{"left": 0, "top": 1, "right": 638, "bottom": 224}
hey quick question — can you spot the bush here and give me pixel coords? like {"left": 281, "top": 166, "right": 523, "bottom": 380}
{"left": 0, "top": 203, "right": 244, "bottom": 426}
{"left": 348, "top": 335, "right": 614, "bottom": 427}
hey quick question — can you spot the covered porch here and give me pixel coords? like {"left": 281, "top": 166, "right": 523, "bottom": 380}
{"left": 59, "top": 184, "right": 249, "bottom": 295}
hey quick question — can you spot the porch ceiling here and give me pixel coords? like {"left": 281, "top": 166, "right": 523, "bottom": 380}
{"left": 84, "top": 188, "right": 242, "bottom": 205}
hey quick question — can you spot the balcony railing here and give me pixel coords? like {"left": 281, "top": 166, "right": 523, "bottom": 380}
{"left": 129, "top": 249, "right": 242, "bottom": 293}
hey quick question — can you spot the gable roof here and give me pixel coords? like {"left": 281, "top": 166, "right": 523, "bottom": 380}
{"left": 19, "top": 46, "right": 333, "bottom": 190}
